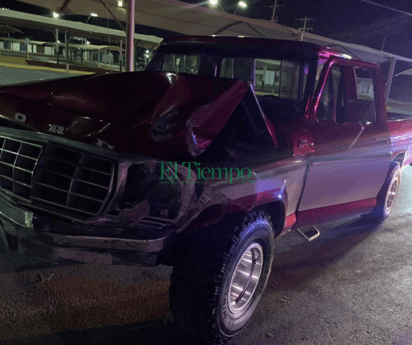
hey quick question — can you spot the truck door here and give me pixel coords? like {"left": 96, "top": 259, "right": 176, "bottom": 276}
{"left": 297, "top": 58, "right": 392, "bottom": 222}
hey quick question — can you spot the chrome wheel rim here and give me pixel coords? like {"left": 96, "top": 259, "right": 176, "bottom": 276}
{"left": 228, "top": 242, "right": 263, "bottom": 314}
{"left": 385, "top": 176, "right": 399, "bottom": 213}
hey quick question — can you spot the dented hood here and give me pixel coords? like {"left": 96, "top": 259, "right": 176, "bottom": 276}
{"left": 0, "top": 71, "right": 247, "bottom": 158}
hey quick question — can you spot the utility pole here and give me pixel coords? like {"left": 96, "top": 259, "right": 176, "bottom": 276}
{"left": 381, "top": 36, "right": 386, "bottom": 51}
{"left": 296, "top": 17, "right": 315, "bottom": 41}
{"left": 268, "top": 0, "right": 284, "bottom": 22}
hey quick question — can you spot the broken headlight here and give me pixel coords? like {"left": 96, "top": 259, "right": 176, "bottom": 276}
{"left": 120, "top": 162, "right": 183, "bottom": 219}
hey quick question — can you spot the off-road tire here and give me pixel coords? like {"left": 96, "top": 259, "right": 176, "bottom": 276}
{"left": 170, "top": 210, "right": 275, "bottom": 344}
{"left": 367, "top": 162, "right": 401, "bottom": 221}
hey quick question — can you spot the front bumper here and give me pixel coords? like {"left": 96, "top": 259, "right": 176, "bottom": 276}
{"left": 0, "top": 193, "right": 172, "bottom": 267}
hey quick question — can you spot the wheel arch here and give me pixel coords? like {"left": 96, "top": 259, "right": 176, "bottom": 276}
{"left": 392, "top": 152, "right": 405, "bottom": 167}
{"left": 260, "top": 201, "right": 285, "bottom": 238}
{"left": 163, "top": 193, "right": 286, "bottom": 265}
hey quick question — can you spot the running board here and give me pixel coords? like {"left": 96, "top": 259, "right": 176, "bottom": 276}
{"left": 296, "top": 226, "right": 320, "bottom": 242}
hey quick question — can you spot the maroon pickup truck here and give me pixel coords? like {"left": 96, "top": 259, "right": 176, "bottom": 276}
{"left": 0, "top": 37, "right": 411, "bottom": 343}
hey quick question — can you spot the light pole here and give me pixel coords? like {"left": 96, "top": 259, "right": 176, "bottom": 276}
{"left": 125, "top": 0, "right": 135, "bottom": 71}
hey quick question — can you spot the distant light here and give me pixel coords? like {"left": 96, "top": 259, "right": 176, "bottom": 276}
{"left": 87, "top": 41, "right": 90, "bottom": 44}
{"left": 145, "top": 50, "right": 150, "bottom": 53}
{"left": 53, "top": 12, "right": 60, "bottom": 18}
{"left": 238, "top": 35, "right": 244, "bottom": 38}
{"left": 90, "top": 13, "right": 98, "bottom": 17}
{"left": 209, "top": 0, "right": 218, "bottom": 6}
{"left": 57, "top": 40, "right": 60, "bottom": 43}
{"left": 238, "top": 1, "right": 247, "bottom": 8}
{"left": 118, "top": 0, "right": 123, "bottom": 6}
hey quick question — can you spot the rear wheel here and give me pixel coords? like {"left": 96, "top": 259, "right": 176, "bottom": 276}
{"left": 368, "top": 162, "right": 401, "bottom": 221}
{"left": 170, "top": 210, "right": 275, "bottom": 344}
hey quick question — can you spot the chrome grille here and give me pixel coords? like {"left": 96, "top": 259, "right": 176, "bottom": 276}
{"left": 31, "top": 144, "right": 114, "bottom": 216}
{"left": 0, "top": 137, "right": 42, "bottom": 199}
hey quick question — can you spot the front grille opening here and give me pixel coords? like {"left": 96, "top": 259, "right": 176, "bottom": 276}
{"left": 20, "top": 144, "right": 41, "bottom": 158}
{"left": 1, "top": 177, "right": 12, "bottom": 191}
{"left": 71, "top": 180, "right": 108, "bottom": 200}
{"left": 4, "top": 140, "right": 20, "bottom": 153}
{"left": 38, "top": 159, "right": 77, "bottom": 176}
{"left": 75, "top": 167, "right": 111, "bottom": 187}
{"left": 31, "top": 143, "right": 115, "bottom": 216}
{"left": 0, "top": 137, "right": 115, "bottom": 219}
{"left": 67, "top": 194, "right": 102, "bottom": 213}
{"left": 32, "top": 184, "right": 68, "bottom": 205}
{"left": 34, "top": 170, "right": 71, "bottom": 190}
{"left": 0, "top": 163, "right": 12, "bottom": 178}
{"left": 16, "top": 156, "right": 36, "bottom": 171}
{"left": 2, "top": 151, "right": 17, "bottom": 165}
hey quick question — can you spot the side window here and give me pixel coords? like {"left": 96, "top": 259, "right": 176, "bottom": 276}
{"left": 317, "top": 64, "right": 379, "bottom": 123}
{"left": 317, "top": 66, "right": 341, "bottom": 121}
{"left": 355, "top": 68, "right": 374, "bottom": 100}
{"left": 349, "top": 67, "right": 377, "bottom": 123}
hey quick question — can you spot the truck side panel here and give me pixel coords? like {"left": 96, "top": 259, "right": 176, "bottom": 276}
{"left": 387, "top": 119, "right": 412, "bottom": 166}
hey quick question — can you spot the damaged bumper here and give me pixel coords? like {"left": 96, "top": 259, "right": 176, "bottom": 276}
{"left": 0, "top": 192, "right": 173, "bottom": 267}
{"left": 0, "top": 128, "right": 202, "bottom": 267}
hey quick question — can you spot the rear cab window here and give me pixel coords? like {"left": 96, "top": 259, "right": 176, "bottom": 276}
{"left": 147, "top": 44, "right": 315, "bottom": 121}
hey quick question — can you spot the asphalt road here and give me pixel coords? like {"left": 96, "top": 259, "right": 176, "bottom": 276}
{"left": 0, "top": 66, "right": 81, "bottom": 86}
{"left": 0, "top": 68, "right": 412, "bottom": 345}
{"left": 0, "top": 166, "right": 411, "bottom": 345}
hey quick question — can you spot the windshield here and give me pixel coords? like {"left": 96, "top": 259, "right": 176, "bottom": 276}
{"left": 147, "top": 44, "right": 316, "bottom": 118}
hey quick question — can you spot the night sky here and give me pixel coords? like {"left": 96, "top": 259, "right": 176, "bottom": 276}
{"left": 199, "top": 0, "right": 412, "bottom": 57}
{"left": 4, "top": 0, "right": 412, "bottom": 58}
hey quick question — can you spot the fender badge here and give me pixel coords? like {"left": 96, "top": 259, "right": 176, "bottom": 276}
{"left": 48, "top": 124, "right": 65, "bottom": 135}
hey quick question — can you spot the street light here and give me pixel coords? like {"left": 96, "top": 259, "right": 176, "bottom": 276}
{"left": 53, "top": 12, "right": 60, "bottom": 18}
{"left": 209, "top": 0, "right": 218, "bottom": 6}
{"left": 86, "top": 13, "right": 98, "bottom": 24}
{"left": 234, "top": 1, "right": 247, "bottom": 14}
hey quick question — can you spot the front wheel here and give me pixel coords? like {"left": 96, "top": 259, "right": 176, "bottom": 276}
{"left": 170, "top": 210, "right": 275, "bottom": 344}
